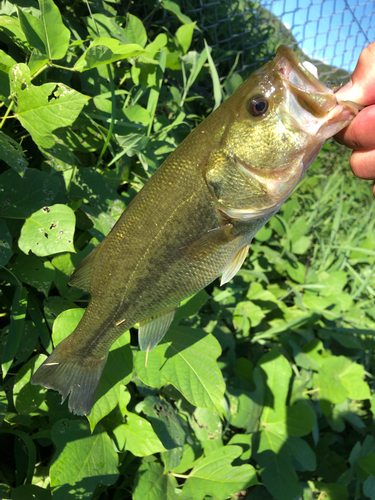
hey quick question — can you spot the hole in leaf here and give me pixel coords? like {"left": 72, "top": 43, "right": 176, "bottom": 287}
{"left": 44, "top": 232, "right": 49, "bottom": 239}
{"left": 43, "top": 207, "right": 50, "bottom": 213}
{"left": 47, "top": 84, "right": 59, "bottom": 102}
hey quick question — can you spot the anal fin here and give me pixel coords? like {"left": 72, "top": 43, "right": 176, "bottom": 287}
{"left": 220, "top": 242, "right": 251, "bottom": 286}
{"left": 139, "top": 305, "right": 177, "bottom": 354}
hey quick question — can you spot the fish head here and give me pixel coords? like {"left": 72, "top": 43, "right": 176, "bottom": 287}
{"left": 210, "top": 45, "right": 361, "bottom": 213}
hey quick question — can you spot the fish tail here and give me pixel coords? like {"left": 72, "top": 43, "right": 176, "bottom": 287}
{"left": 31, "top": 338, "right": 108, "bottom": 416}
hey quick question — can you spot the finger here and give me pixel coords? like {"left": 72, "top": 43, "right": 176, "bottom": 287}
{"left": 350, "top": 149, "right": 375, "bottom": 179}
{"left": 335, "top": 43, "right": 375, "bottom": 106}
{"left": 335, "top": 105, "right": 375, "bottom": 149}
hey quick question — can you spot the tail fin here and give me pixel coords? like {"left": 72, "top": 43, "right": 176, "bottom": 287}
{"left": 31, "top": 340, "right": 108, "bottom": 416}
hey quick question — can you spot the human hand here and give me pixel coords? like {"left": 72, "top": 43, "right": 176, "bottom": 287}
{"left": 335, "top": 43, "right": 375, "bottom": 195}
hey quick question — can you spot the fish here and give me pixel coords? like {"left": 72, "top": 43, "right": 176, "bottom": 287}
{"left": 31, "top": 45, "right": 361, "bottom": 415}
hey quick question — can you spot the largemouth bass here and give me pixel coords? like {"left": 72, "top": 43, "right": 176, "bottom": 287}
{"left": 31, "top": 45, "right": 361, "bottom": 415}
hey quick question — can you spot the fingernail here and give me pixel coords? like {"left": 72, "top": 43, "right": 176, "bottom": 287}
{"left": 335, "top": 79, "right": 353, "bottom": 99}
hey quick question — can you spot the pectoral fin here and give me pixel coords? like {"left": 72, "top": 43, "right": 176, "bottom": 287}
{"left": 178, "top": 224, "right": 235, "bottom": 260}
{"left": 220, "top": 242, "right": 251, "bottom": 285}
{"left": 139, "top": 305, "right": 177, "bottom": 356}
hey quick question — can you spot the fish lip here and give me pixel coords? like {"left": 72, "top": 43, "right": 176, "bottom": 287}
{"left": 276, "top": 45, "right": 329, "bottom": 93}
{"left": 276, "top": 45, "right": 338, "bottom": 118}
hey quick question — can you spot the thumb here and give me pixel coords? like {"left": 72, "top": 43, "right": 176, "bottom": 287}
{"left": 335, "top": 43, "right": 375, "bottom": 106}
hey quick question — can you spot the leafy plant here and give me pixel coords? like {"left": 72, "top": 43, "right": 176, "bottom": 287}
{"left": 0, "top": 1, "right": 374, "bottom": 499}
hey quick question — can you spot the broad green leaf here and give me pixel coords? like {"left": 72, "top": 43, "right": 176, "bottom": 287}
{"left": 9, "top": 64, "right": 90, "bottom": 148}
{"left": 52, "top": 308, "right": 85, "bottom": 345}
{"left": 259, "top": 348, "right": 291, "bottom": 421}
{"left": 13, "top": 354, "right": 48, "bottom": 415}
{"left": 313, "top": 355, "right": 370, "bottom": 414}
{"left": 17, "top": 0, "right": 70, "bottom": 60}
{"left": 19, "top": 204, "right": 76, "bottom": 257}
{"left": 0, "top": 168, "right": 59, "bottom": 219}
{"left": 124, "top": 14, "right": 147, "bottom": 48}
{"left": 0, "top": 219, "right": 12, "bottom": 266}
{"left": 112, "top": 412, "right": 167, "bottom": 456}
{"left": 81, "top": 205, "right": 116, "bottom": 241}
{"left": 11, "top": 253, "right": 55, "bottom": 295}
{"left": 84, "top": 14, "right": 129, "bottom": 44}
{"left": 162, "top": 1, "right": 194, "bottom": 25}
{"left": 257, "top": 450, "right": 302, "bottom": 500}
{"left": 2, "top": 286, "right": 28, "bottom": 376}
{"left": 0, "top": 131, "right": 28, "bottom": 174}
{"left": 74, "top": 37, "right": 149, "bottom": 71}
{"left": 50, "top": 419, "right": 118, "bottom": 500}
{"left": 41, "top": 139, "right": 78, "bottom": 172}
{"left": 174, "top": 289, "right": 210, "bottom": 322}
{"left": 227, "top": 434, "right": 252, "bottom": 465}
{"left": 0, "top": 15, "right": 31, "bottom": 53}
{"left": 12, "top": 320, "right": 40, "bottom": 367}
{"left": 88, "top": 332, "right": 132, "bottom": 431}
{"left": 287, "top": 402, "right": 316, "bottom": 437}
{"left": 364, "top": 475, "right": 375, "bottom": 500}
{"left": 181, "top": 445, "right": 258, "bottom": 500}
{"left": 0, "top": 385, "right": 8, "bottom": 426}
{"left": 313, "top": 482, "right": 349, "bottom": 500}
{"left": 135, "top": 326, "right": 225, "bottom": 414}
{"left": 190, "top": 407, "right": 223, "bottom": 453}
{"left": 175, "top": 23, "right": 196, "bottom": 54}
{"left": 11, "top": 485, "right": 52, "bottom": 500}
{"left": 28, "top": 48, "right": 49, "bottom": 77}
{"left": 0, "top": 50, "right": 16, "bottom": 99}
{"left": 133, "top": 462, "right": 179, "bottom": 500}
{"left": 142, "top": 396, "right": 186, "bottom": 471}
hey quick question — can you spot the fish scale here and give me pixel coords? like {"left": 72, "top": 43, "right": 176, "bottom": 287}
{"left": 31, "top": 45, "right": 361, "bottom": 415}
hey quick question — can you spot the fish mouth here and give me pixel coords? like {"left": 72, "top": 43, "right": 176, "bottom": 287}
{"left": 275, "top": 45, "right": 362, "bottom": 140}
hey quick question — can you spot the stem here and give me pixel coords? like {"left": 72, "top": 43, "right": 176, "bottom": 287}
{"left": 171, "top": 473, "right": 190, "bottom": 479}
{"left": 96, "top": 64, "right": 116, "bottom": 168}
{"left": 31, "top": 63, "right": 50, "bottom": 80}
{"left": 0, "top": 265, "right": 22, "bottom": 286}
{"left": 50, "top": 63, "right": 76, "bottom": 72}
{"left": 0, "top": 101, "right": 14, "bottom": 129}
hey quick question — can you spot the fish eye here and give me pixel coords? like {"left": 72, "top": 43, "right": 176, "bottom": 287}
{"left": 248, "top": 95, "right": 269, "bottom": 117}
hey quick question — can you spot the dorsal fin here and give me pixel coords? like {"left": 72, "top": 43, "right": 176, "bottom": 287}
{"left": 138, "top": 305, "right": 177, "bottom": 357}
{"left": 220, "top": 242, "right": 251, "bottom": 286}
{"left": 69, "top": 245, "right": 99, "bottom": 292}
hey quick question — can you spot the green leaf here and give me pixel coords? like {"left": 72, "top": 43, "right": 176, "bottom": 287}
{"left": 190, "top": 407, "right": 223, "bottom": 454}
{"left": 74, "top": 37, "right": 149, "bottom": 71}
{"left": 84, "top": 14, "right": 129, "bottom": 44}
{"left": 112, "top": 412, "right": 167, "bottom": 456}
{"left": 0, "top": 131, "right": 28, "bottom": 174}
{"left": 0, "top": 219, "right": 12, "bottom": 266}
{"left": 11, "top": 253, "right": 55, "bottom": 295}
{"left": 11, "top": 485, "right": 52, "bottom": 500}
{"left": 175, "top": 23, "right": 196, "bottom": 54}
{"left": 0, "top": 15, "right": 31, "bottom": 54}
{"left": 133, "top": 462, "right": 179, "bottom": 500}
{"left": 19, "top": 204, "right": 76, "bottom": 257}
{"left": 0, "top": 168, "right": 59, "bottom": 219}
{"left": 181, "top": 446, "right": 258, "bottom": 500}
{"left": 50, "top": 419, "right": 118, "bottom": 500}
{"left": 10, "top": 64, "right": 90, "bottom": 148}
{"left": 88, "top": 332, "right": 132, "bottom": 431}
{"left": 124, "top": 14, "right": 147, "bottom": 48}
{"left": 13, "top": 354, "right": 48, "bottom": 415}
{"left": 257, "top": 450, "right": 302, "bottom": 500}
{"left": 2, "top": 286, "right": 28, "bottom": 377}
{"left": 142, "top": 396, "right": 186, "bottom": 471}
{"left": 162, "top": 1, "right": 194, "bottom": 25}
{"left": 135, "top": 326, "right": 225, "bottom": 414}
{"left": 17, "top": 0, "right": 70, "bottom": 60}
{"left": 174, "top": 289, "right": 210, "bottom": 322}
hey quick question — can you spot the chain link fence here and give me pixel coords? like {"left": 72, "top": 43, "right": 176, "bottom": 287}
{"left": 148, "top": 0, "right": 374, "bottom": 84}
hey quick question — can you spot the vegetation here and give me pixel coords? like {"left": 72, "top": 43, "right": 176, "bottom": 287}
{"left": 0, "top": 1, "right": 375, "bottom": 499}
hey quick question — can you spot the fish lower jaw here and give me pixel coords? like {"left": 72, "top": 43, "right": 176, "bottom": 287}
{"left": 315, "top": 101, "right": 360, "bottom": 142}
